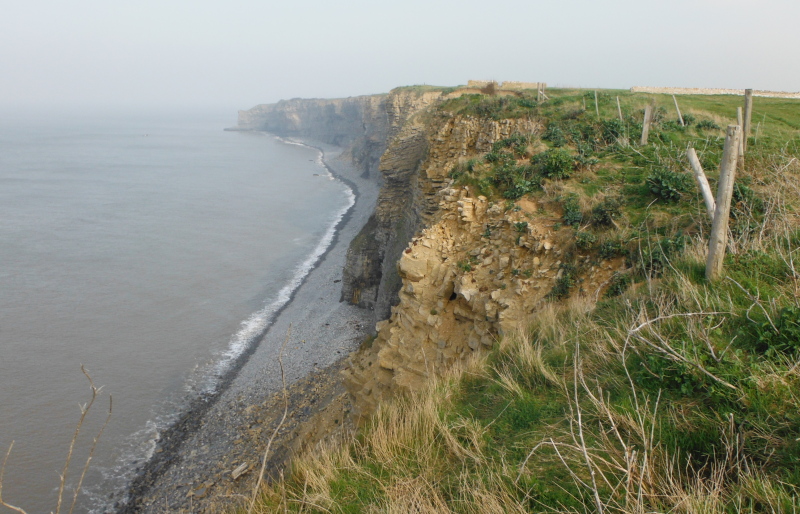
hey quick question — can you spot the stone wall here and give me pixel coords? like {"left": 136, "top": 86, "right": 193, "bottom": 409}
{"left": 631, "top": 86, "right": 800, "bottom": 99}
{"left": 502, "top": 81, "right": 546, "bottom": 91}
{"left": 466, "top": 80, "right": 545, "bottom": 91}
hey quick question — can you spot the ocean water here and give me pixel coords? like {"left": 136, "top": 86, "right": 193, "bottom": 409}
{"left": 0, "top": 107, "right": 352, "bottom": 512}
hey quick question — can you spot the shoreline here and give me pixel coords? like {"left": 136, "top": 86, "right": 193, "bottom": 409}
{"left": 117, "top": 136, "right": 379, "bottom": 512}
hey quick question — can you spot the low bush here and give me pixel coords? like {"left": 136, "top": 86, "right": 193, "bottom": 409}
{"left": 599, "top": 238, "right": 625, "bottom": 259}
{"left": 562, "top": 194, "right": 583, "bottom": 226}
{"left": 737, "top": 304, "right": 800, "bottom": 358}
{"left": 542, "top": 123, "right": 567, "bottom": 147}
{"left": 492, "top": 133, "right": 530, "bottom": 157}
{"left": 634, "top": 233, "right": 688, "bottom": 275}
{"left": 590, "top": 197, "right": 621, "bottom": 226}
{"left": 604, "top": 271, "right": 631, "bottom": 297}
{"left": 646, "top": 168, "right": 692, "bottom": 202}
{"left": 534, "top": 148, "right": 574, "bottom": 179}
{"left": 547, "top": 263, "right": 578, "bottom": 299}
{"left": 601, "top": 118, "right": 625, "bottom": 143}
{"left": 575, "top": 231, "right": 597, "bottom": 250}
{"left": 696, "top": 119, "right": 721, "bottom": 130}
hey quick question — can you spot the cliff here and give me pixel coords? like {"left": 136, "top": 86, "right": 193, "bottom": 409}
{"left": 242, "top": 87, "right": 800, "bottom": 513}
{"left": 236, "top": 87, "right": 624, "bottom": 423}
{"left": 236, "top": 88, "right": 445, "bottom": 319}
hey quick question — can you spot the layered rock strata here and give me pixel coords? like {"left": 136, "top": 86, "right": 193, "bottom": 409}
{"left": 237, "top": 88, "right": 624, "bottom": 430}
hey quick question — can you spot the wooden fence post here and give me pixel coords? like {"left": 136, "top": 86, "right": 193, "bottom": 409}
{"left": 737, "top": 107, "right": 745, "bottom": 156}
{"left": 640, "top": 104, "right": 654, "bottom": 146}
{"left": 743, "top": 89, "right": 753, "bottom": 153}
{"left": 706, "top": 125, "right": 741, "bottom": 280}
{"left": 594, "top": 90, "right": 600, "bottom": 117}
{"left": 687, "top": 148, "right": 716, "bottom": 221}
{"left": 673, "top": 95, "right": 684, "bottom": 126}
{"left": 616, "top": 96, "right": 623, "bottom": 121}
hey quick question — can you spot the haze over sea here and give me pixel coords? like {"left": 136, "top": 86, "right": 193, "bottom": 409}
{"left": 0, "top": 107, "right": 351, "bottom": 512}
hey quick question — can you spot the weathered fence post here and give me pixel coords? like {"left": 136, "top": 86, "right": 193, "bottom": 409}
{"left": 743, "top": 89, "right": 753, "bottom": 153}
{"left": 616, "top": 96, "right": 623, "bottom": 121}
{"left": 687, "top": 148, "right": 716, "bottom": 221}
{"left": 706, "top": 125, "right": 741, "bottom": 280}
{"left": 737, "top": 107, "right": 745, "bottom": 156}
{"left": 594, "top": 90, "right": 600, "bottom": 117}
{"left": 640, "top": 104, "right": 654, "bottom": 145}
{"left": 673, "top": 95, "right": 685, "bottom": 126}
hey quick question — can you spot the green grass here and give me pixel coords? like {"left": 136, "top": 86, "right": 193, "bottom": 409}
{"left": 248, "top": 88, "right": 800, "bottom": 514}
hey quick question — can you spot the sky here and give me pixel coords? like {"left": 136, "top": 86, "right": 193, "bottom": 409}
{"left": 1, "top": 0, "right": 799, "bottom": 113}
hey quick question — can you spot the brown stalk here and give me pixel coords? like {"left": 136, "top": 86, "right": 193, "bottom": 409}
{"left": 248, "top": 325, "right": 292, "bottom": 513}
{"left": 69, "top": 394, "right": 112, "bottom": 514}
{"left": 0, "top": 442, "right": 28, "bottom": 514}
{"left": 56, "top": 365, "right": 100, "bottom": 514}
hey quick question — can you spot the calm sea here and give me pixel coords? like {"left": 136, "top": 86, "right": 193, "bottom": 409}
{"left": 0, "top": 107, "right": 352, "bottom": 512}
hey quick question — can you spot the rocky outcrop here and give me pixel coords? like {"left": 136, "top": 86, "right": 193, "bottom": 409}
{"left": 238, "top": 90, "right": 626, "bottom": 425}
{"left": 341, "top": 113, "right": 544, "bottom": 320}
{"left": 236, "top": 87, "right": 454, "bottom": 322}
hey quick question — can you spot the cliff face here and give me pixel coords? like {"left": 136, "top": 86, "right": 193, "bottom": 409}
{"left": 237, "top": 88, "right": 445, "bottom": 316}
{"left": 341, "top": 112, "right": 626, "bottom": 421}
{"left": 238, "top": 90, "right": 622, "bottom": 424}
{"left": 341, "top": 114, "right": 540, "bottom": 319}
{"left": 237, "top": 94, "right": 389, "bottom": 176}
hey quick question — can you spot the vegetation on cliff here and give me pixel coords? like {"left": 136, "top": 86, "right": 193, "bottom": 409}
{"left": 247, "top": 89, "right": 800, "bottom": 512}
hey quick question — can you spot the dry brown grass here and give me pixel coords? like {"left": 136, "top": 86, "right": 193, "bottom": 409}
{"left": 0, "top": 366, "right": 111, "bottom": 514}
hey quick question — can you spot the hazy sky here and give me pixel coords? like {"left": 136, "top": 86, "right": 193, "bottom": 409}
{"left": 2, "top": 0, "right": 798, "bottom": 112}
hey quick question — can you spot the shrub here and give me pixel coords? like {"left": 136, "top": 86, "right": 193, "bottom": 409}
{"left": 575, "top": 231, "right": 597, "bottom": 250}
{"left": 604, "top": 272, "right": 632, "bottom": 297}
{"left": 601, "top": 118, "right": 625, "bottom": 143}
{"left": 469, "top": 95, "right": 537, "bottom": 120}
{"left": 696, "top": 119, "right": 721, "bottom": 131}
{"left": 448, "top": 158, "right": 479, "bottom": 181}
{"left": 485, "top": 152, "right": 502, "bottom": 164}
{"left": 731, "top": 182, "right": 765, "bottom": 218}
{"left": 738, "top": 305, "right": 800, "bottom": 358}
{"left": 492, "top": 159, "right": 541, "bottom": 200}
{"left": 646, "top": 168, "right": 692, "bottom": 202}
{"left": 562, "top": 194, "right": 583, "bottom": 227}
{"left": 534, "top": 148, "right": 574, "bottom": 179}
{"left": 547, "top": 263, "right": 578, "bottom": 299}
{"left": 635, "top": 234, "right": 688, "bottom": 275}
{"left": 590, "top": 197, "right": 622, "bottom": 226}
{"left": 542, "top": 124, "right": 567, "bottom": 147}
{"left": 492, "top": 133, "right": 530, "bottom": 157}
{"left": 598, "top": 239, "right": 625, "bottom": 259}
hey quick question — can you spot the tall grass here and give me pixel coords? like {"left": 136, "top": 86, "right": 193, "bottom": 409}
{"left": 245, "top": 152, "right": 800, "bottom": 513}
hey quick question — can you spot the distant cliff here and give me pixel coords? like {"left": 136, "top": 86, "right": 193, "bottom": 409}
{"left": 236, "top": 88, "right": 444, "bottom": 320}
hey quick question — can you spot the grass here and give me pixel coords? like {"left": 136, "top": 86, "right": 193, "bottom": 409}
{"left": 245, "top": 89, "right": 800, "bottom": 513}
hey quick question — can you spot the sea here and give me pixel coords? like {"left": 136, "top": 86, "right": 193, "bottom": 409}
{"left": 0, "top": 106, "right": 353, "bottom": 513}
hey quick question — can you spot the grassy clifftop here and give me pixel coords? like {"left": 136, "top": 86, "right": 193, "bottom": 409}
{"left": 249, "top": 88, "right": 800, "bottom": 513}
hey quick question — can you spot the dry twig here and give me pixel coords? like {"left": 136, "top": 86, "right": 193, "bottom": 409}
{"left": 56, "top": 365, "right": 102, "bottom": 514}
{"left": 0, "top": 442, "right": 28, "bottom": 514}
{"left": 69, "top": 394, "right": 112, "bottom": 514}
{"left": 248, "top": 325, "right": 292, "bottom": 513}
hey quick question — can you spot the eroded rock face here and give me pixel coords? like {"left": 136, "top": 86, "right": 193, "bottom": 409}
{"left": 342, "top": 185, "right": 579, "bottom": 421}
{"left": 341, "top": 112, "right": 541, "bottom": 320}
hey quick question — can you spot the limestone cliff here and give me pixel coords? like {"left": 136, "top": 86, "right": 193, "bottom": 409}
{"left": 236, "top": 88, "right": 447, "bottom": 317}
{"left": 238, "top": 88, "right": 623, "bottom": 428}
{"left": 341, "top": 114, "right": 624, "bottom": 420}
